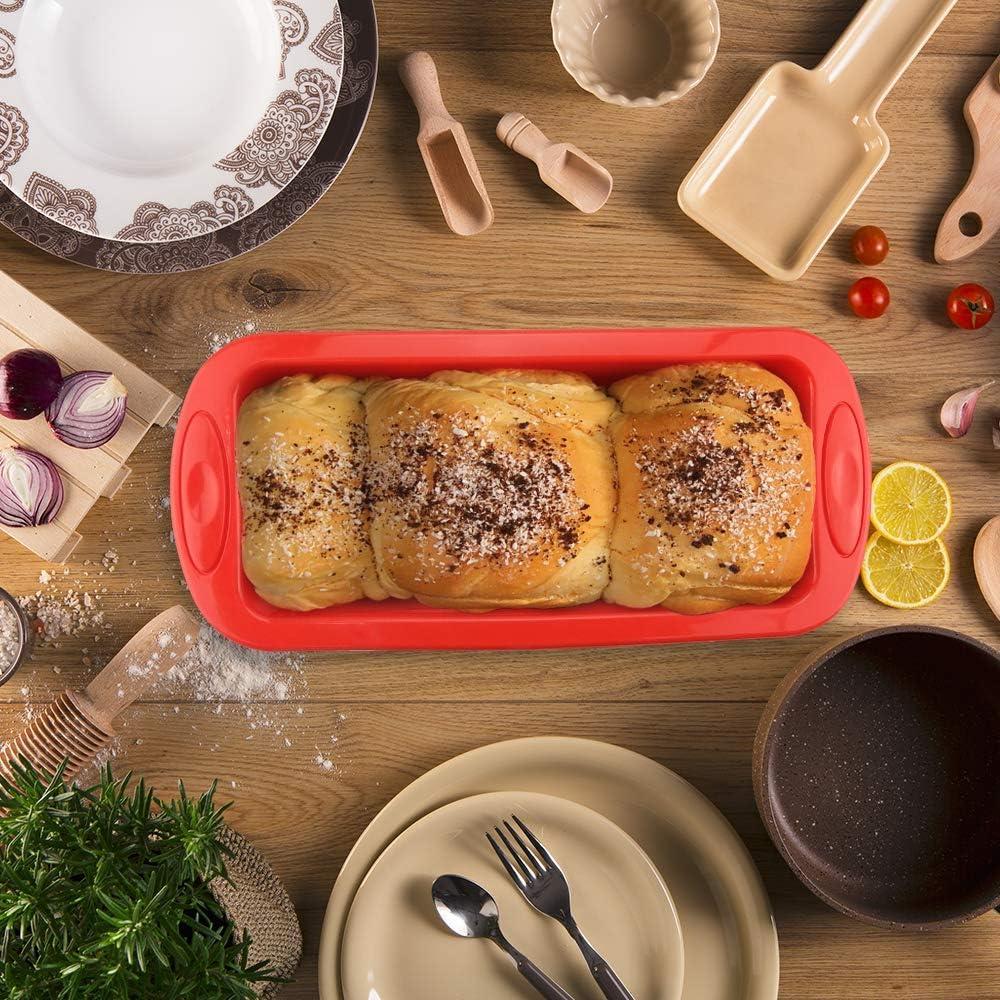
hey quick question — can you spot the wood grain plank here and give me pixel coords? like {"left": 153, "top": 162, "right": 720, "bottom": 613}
{"left": 0, "top": 5, "right": 997, "bottom": 996}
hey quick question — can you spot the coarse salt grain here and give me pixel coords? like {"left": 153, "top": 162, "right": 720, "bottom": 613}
{"left": 0, "top": 600, "right": 21, "bottom": 674}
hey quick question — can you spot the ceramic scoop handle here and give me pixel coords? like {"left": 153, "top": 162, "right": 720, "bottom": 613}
{"left": 399, "top": 51, "right": 452, "bottom": 126}
{"left": 818, "top": 0, "right": 956, "bottom": 113}
{"left": 82, "top": 606, "right": 201, "bottom": 727}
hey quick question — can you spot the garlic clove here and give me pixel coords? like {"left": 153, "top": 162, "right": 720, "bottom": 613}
{"left": 941, "top": 380, "right": 995, "bottom": 438}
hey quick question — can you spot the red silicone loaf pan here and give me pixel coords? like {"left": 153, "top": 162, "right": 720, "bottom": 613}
{"left": 171, "top": 328, "right": 870, "bottom": 651}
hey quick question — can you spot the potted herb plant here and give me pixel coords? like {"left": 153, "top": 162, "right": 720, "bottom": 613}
{"left": 0, "top": 760, "right": 301, "bottom": 999}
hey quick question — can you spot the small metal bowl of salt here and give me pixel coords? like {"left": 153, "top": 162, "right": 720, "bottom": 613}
{"left": 0, "top": 588, "right": 31, "bottom": 686}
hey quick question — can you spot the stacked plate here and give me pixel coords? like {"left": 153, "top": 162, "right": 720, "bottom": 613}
{"left": 0, "top": 0, "right": 377, "bottom": 273}
{"left": 319, "top": 738, "right": 779, "bottom": 1000}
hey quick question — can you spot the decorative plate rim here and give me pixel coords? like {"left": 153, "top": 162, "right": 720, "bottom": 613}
{"left": 0, "top": 0, "right": 376, "bottom": 273}
{"left": 0, "top": 0, "right": 345, "bottom": 243}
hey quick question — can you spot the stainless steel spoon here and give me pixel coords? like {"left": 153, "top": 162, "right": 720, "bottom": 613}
{"left": 431, "top": 874, "right": 576, "bottom": 1000}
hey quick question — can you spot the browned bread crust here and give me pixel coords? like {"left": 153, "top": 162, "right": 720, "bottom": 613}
{"left": 605, "top": 364, "right": 814, "bottom": 613}
{"left": 364, "top": 371, "right": 617, "bottom": 610}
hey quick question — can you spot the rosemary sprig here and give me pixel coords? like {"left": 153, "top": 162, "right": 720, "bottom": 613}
{"left": 0, "top": 759, "right": 279, "bottom": 999}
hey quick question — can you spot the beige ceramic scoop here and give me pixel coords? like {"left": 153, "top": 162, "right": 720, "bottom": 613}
{"left": 497, "top": 113, "right": 613, "bottom": 213}
{"left": 398, "top": 51, "right": 494, "bottom": 236}
{"left": 679, "top": 0, "right": 956, "bottom": 281}
{"left": 935, "top": 55, "right": 1000, "bottom": 264}
{"left": 0, "top": 606, "right": 200, "bottom": 782}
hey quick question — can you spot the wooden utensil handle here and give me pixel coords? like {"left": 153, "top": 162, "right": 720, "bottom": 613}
{"left": 82, "top": 606, "right": 200, "bottom": 727}
{"left": 818, "top": 0, "right": 956, "bottom": 112}
{"left": 398, "top": 51, "right": 451, "bottom": 124}
{"left": 497, "top": 113, "right": 551, "bottom": 163}
{"left": 934, "top": 56, "right": 1000, "bottom": 264}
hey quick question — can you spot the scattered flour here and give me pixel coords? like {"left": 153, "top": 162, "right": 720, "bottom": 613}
{"left": 162, "top": 623, "right": 304, "bottom": 703}
{"left": 203, "top": 317, "right": 258, "bottom": 355}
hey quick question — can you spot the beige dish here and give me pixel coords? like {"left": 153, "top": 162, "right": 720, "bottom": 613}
{"left": 319, "top": 737, "right": 779, "bottom": 1000}
{"left": 341, "top": 791, "right": 684, "bottom": 1000}
{"left": 678, "top": 0, "right": 956, "bottom": 281}
{"left": 551, "top": 0, "right": 719, "bottom": 107}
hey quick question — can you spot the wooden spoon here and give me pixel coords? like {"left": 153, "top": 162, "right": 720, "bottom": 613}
{"left": 0, "top": 606, "right": 200, "bottom": 782}
{"left": 398, "top": 51, "right": 494, "bottom": 236}
{"left": 935, "top": 55, "right": 1000, "bottom": 263}
{"left": 974, "top": 516, "right": 1000, "bottom": 623}
{"left": 497, "top": 113, "right": 613, "bottom": 214}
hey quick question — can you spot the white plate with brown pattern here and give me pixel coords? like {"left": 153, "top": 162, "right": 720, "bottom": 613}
{"left": 0, "top": 0, "right": 344, "bottom": 244}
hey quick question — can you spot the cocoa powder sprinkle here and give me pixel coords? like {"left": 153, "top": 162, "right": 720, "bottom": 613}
{"left": 369, "top": 411, "right": 587, "bottom": 569}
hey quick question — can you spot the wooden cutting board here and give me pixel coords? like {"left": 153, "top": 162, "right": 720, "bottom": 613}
{"left": 935, "top": 54, "right": 1000, "bottom": 263}
{"left": 0, "top": 271, "right": 179, "bottom": 562}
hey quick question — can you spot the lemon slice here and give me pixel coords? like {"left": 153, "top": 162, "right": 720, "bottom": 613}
{"left": 861, "top": 533, "right": 950, "bottom": 609}
{"left": 871, "top": 461, "right": 952, "bottom": 544}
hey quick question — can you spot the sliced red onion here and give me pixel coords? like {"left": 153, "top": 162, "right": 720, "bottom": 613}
{"left": 46, "top": 371, "right": 128, "bottom": 449}
{"left": 0, "top": 446, "right": 64, "bottom": 527}
{"left": 0, "top": 348, "right": 62, "bottom": 420}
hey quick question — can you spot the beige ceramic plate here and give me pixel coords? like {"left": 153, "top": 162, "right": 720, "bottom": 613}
{"left": 319, "top": 738, "right": 779, "bottom": 1000}
{"left": 341, "top": 791, "right": 683, "bottom": 1000}
{"left": 342, "top": 791, "right": 683, "bottom": 1000}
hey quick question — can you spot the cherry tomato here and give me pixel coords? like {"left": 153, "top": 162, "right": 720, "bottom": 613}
{"left": 848, "top": 277, "right": 890, "bottom": 318}
{"left": 946, "top": 283, "right": 995, "bottom": 330}
{"left": 851, "top": 226, "right": 889, "bottom": 266}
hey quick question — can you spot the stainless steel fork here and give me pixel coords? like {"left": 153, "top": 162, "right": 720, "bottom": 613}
{"left": 487, "top": 815, "right": 637, "bottom": 1000}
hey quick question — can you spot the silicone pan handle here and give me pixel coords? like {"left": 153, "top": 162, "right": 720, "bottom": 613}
{"left": 174, "top": 410, "right": 230, "bottom": 576}
{"left": 822, "top": 402, "right": 869, "bottom": 558}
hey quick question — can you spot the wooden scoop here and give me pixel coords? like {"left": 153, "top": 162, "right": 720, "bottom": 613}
{"left": 0, "top": 606, "right": 200, "bottom": 782}
{"left": 497, "top": 113, "right": 612, "bottom": 214}
{"left": 679, "top": 0, "right": 956, "bottom": 280}
{"left": 398, "top": 51, "right": 494, "bottom": 236}
{"left": 974, "top": 516, "right": 1000, "bottom": 624}
{"left": 935, "top": 55, "right": 1000, "bottom": 264}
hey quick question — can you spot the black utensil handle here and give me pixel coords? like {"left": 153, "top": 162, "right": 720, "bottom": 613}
{"left": 566, "top": 923, "right": 635, "bottom": 1000}
{"left": 496, "top": 937, "right": 576, "bottom": 1000}
{"left": 515, "top": 954, "right": 577, "bottom": 1000}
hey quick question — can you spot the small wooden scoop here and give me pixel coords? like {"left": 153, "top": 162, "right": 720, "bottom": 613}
{"left": 0, "top": 606, "right": 200, "bottom": 782}
{"left": 497, "top": 113, "right": 612, "bottom": 214}
{"left": 935, "top": 55, "right": 1000, "bottom": 264}
{"left": 974, "top": 516, "right": 1000, "bottom": 623}
{"left": 398, "top": 51, "right": 494, "bottom": 236}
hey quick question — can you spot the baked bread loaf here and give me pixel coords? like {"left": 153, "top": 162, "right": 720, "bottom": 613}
{"left": 605, "top": 364, "right": 814, "bottom": 613}
{"left": 237, "top": 375, "right": 386, "bottom": 610}
{"left": 364, "top": 370, "right": 617, "bottom": 609}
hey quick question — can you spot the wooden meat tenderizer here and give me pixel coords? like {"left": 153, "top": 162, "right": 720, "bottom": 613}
{"left": 0, "top": 606, "right": 200, "bottom": 782}
{"left": 497, "top": 113, "right": 613, "bottom": 214}
{"left": 398, "top": 51, "right": 494, "bottom": 236}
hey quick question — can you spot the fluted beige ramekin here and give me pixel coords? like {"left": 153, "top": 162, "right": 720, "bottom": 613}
{"left": 551, "top": 0, "right": 720, "bottom": 107}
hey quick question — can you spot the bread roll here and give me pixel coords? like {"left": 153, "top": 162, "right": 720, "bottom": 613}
{"left": 364, "top": 370, "right": 617, "bottom": 610}
{"left": 237, "top": 375, "right": 386, "bottom": 610}
{"left": 605, "top": 364, "right": 814, "bottom": 613}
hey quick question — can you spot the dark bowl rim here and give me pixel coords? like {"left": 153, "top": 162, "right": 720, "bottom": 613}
{"left": 0, "top": 587, "right": 31, "bottom": 686}
{"left": 753, "top": 625, "right": 1000, "bottom": 930}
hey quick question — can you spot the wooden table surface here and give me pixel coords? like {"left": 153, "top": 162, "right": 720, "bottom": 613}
{"left": 2, "top": 1, "right": 999, "bottom": 996}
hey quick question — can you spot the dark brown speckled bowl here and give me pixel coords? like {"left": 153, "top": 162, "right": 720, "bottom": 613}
{"left": 753, "top": 626, "right": 1000, "bottom": 930}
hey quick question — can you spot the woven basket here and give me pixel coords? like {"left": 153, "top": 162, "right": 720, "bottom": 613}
{"left": 210, "top": 826, "right": 303, "bottom": 997}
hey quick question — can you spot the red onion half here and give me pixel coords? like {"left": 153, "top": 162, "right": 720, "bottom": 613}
{"left": 0, "top": 446, "right": 64, "bottom": 527}
{"left": 0, "top": 348, "right": 62, "bottom": 420}
{"left": 46, "top": 371, "right": 128, "bottom": 449}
